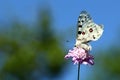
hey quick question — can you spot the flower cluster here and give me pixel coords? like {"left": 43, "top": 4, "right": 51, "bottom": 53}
{"left": 65, "top": 47, "right": 94, "bottom": 65}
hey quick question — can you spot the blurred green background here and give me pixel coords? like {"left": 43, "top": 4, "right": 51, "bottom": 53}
{"left": 0, "top": 9, "right": 67, "bottom": 80}
{"left": 0, "top": 0, "right": 120, "bottom": 80}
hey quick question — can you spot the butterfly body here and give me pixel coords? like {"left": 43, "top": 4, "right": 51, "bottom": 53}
{"left": 75, "top": 11, "right": 104, "bottom": 51}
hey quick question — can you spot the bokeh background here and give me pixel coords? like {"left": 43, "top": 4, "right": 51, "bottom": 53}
{"left": 0, "top": 0, "right": 120, "bottom": 80}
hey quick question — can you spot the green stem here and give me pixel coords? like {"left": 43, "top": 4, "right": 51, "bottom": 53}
{"left": 77, "top": 62, "right": 80, "bottom": 80}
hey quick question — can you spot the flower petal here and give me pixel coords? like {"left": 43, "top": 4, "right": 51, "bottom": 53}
{"left": 65, "top": 47, "right": 94, "bottom": 65}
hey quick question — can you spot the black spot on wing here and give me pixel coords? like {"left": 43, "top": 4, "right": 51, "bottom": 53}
{"left": 78, "top": 25, "right": 82, "bottom": 27}
{"left": 78, "top": 31, "right": 82, "bottom": 34}
{"left": 81, "top": 20, "right": 84, "bottom": 23}
{"left": 78, "top": 20, "right": 80, "bottom": 23}
{"left": 79, "top": 16, "right": 82, "bottom": 19}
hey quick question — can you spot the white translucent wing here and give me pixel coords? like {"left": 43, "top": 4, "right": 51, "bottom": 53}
{"left": 82, "top": 22, "right": 104, "bottom": 41}
{"left": 75, "top": 11, "right": 104, "bottom": 51}
{"left": 76, "top": 11, "right": 93, "bottom": 43}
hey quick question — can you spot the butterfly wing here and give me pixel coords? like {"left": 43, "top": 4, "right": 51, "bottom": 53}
{"left": 77, "top": 11, "right": 92, "bottom": 40}
{"left": 82, "top": 22, "right": 104, "bottom": 42}
{"left": 75, "top": 11, "right": 104, "bottom": 51}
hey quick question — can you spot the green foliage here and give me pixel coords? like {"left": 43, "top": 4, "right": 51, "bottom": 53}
{"left": 0, "top": 9, "right": 65, "bottom": 80}
{"left": 89, "top": 46, "right": 120, "bottom": 80}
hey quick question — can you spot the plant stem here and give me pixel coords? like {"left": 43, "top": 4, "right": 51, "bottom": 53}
{"left": 77, "top": 62, "right": 80, "bottom": 80}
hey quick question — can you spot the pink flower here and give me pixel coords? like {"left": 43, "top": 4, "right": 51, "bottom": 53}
{"left": 65, "top": 47, "right": 94, "bottom": 65}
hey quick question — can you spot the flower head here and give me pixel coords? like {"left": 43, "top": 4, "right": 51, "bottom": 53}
{"left": 65, "top": 47, "right": 94, "bottom": 65}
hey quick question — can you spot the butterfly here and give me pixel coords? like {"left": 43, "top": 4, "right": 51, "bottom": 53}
{"left": 75, "top": 11, "right": 104, "bottom": 51}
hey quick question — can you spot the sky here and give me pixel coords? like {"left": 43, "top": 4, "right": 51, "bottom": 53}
{"left": 0, "top": 0, "right": 120, "bottom": 80}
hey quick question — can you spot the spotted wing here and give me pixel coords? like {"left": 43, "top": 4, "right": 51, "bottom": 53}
{"left": 80, "top": 22, "right": 104, "bottom": 42}
{"left": 77, "top": 11, "right": 92, "bottom": 41}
